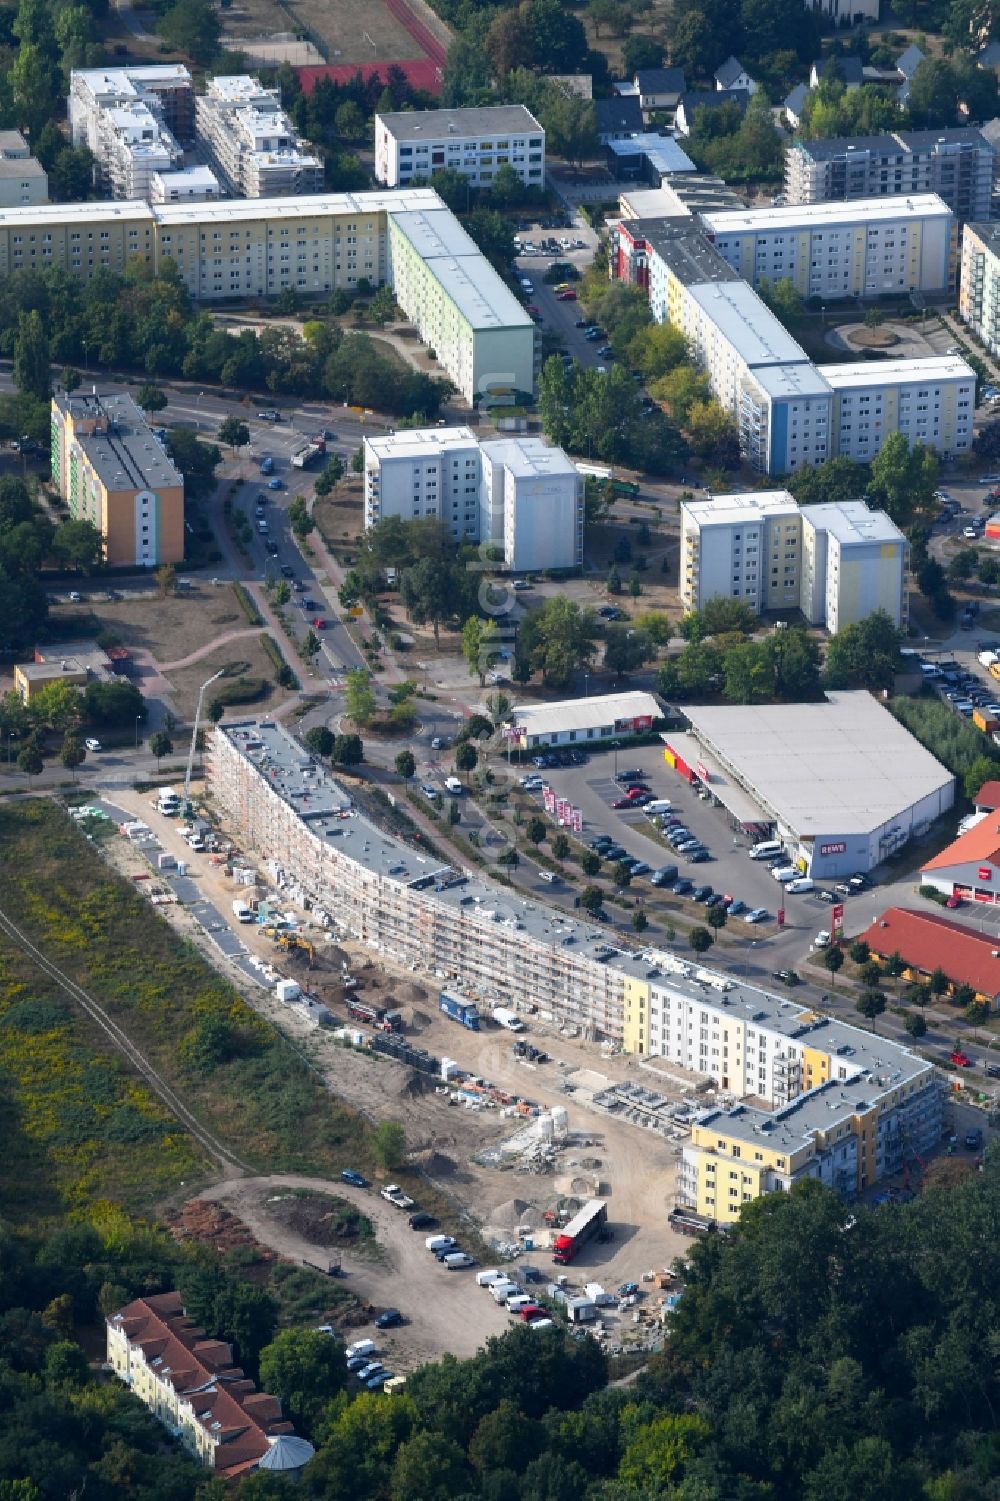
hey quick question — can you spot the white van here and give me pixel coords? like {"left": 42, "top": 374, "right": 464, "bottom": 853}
{"left": 445, "top": 776, "right": 463, "bottom": 795}
{"left": 786, "top": 877, "right": 814, "bottom": 894}
{"left": 771, "top": 866, "right": 798, "bottom": 883}
{"left": 490, "top": 1281, "right": 522, "bottom": 1304}
{"left": 506, "top": 1294, "right": 534, "bottom": 1313}
{"left": 645, "top": 799, "right": 673, "bottom": 814}
{"left": 476, "top": 1269, "right": 503, "bottom": 1287}
{"left": 750, "top": 840, "right": 783, "bottom": 861}
{"left": 443, "top": 1252, "right": 475, "bottom": 1269}
{"left": 538, "top": 869, "right": 557, "bottom": 883}
{"left": 346, "top": 1338, "right": 376, "bottom": 1360}
{"left": 425, "top": 1234, "right": 455, "bottom": 1252}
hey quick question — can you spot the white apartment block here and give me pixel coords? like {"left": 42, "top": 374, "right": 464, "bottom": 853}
{"left": 0, "top": 132, "right": 46, "bottom": 207}
{"left": 195, "top": 75, "right": 323, "bottom": 198}
{"left": 679, "top": 491, "right": 802, "bottom": 613}
{"left": 364, "top": 427, "right": 582, "bottom": 571}
{"left": 0, "top": 189, "right": 538, "bottom": 401}
{"left": 799, "top": 500, "right": 908, "bottom": 634}
{"left": 387, "top": 207, "right": 536, "bottom": 403}
{"left": 149, "top": 166, "right": 220, "bottom": 204}
{"left": 959, "top": 221, "right": 1000, "bottom": 355}
{"left": 69, "top": 66, "right": 193, "bottom": 200}
{"left": 680, "top": 490, "right": 908, "bottom": 630}
{"left": 375, "top": 106, "right": 545, "bottom": 190}
{"left": 818, "top": 356, "right": 975, "bottom": 464}
{"left": 701, "top": 194, "right": 956, "bottom": 299}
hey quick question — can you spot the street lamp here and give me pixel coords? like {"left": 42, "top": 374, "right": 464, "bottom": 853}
{"left": 583, "top": 672, "right": 590, "bottom": 698}
{"left": 184, "top": 668, "right": 226, "bottom": 798}
{"left": 135, "top": 715, "right": 142, "bottom": 749}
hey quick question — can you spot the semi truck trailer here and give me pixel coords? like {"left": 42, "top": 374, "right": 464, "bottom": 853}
{"left": 552, "top": 1199, "right": 607, "bottom": 1265}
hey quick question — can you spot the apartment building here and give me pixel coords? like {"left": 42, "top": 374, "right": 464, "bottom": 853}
{"left": 374, "top": 105, "right": 545, "bottom": 190}
{"left": 195, "top": 75, "right": 323, "bottom": 197}
{"left": 69, "top": 65, "right": 194, "bottom": 200}
{"left": 785, "top": 128, "right": 996, "bottom": 222}
{"left": 386, "top": 206, "right": 536, "bottom": 402}
{"left": 149, "top": 165, "right": 220, "bottom": 204}
{"left": 107, "top": 1292, "right": 312, "bottom": 1479}
{"left": 363, "top": 426, "right": 582, "bottom": 570}
{"left": 681, "top": 490, "right": 908, "bottom": 629}
{"left": 679, "top": 490, "right": 802, "bottom": 613}
{"left": 0, "top": 188, "right": 535, "bottom": 401}
{"left": 799, "top": 500, "right": 908, "bottom": 632}
{"left": 818, "top": 356, "right": 975, "bottom": 463}
{"left": 959, "top": 220, "right": 1000, "bottom": 354}
{"left": 0, "top": 131, "right": 47, "bottom": 207}
{"left": 209, "top": 718, "right": 940, "bottom": 1221}
{"left": 50, "top": 391, "right": 183, "bottom": 567}
{"left": 701, "top": 193, "right": 956, "bottom": 298}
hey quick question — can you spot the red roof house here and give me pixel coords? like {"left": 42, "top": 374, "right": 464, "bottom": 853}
{"left": 861, "top": 906, "right": 1000, "bottom": 1005}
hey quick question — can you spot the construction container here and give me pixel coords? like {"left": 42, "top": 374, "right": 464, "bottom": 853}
{"left": 157, "top": 852, "right": 176, "bottom": 870}
{"left": 276, "top": 979, "right": 301, "bottom": 1002}
{"left": 975, "top": 708, "right": 999, "bottom": 733}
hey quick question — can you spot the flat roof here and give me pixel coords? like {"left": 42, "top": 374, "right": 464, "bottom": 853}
{"left": 376, "top": 105, "right": 542, "bottom": 140}
{"left": 365, "top": 426, "right": 478, "bottom": 463}
{"left": 660, "top": 729, "right": 766, "bottom": 827}
{"left": 640, "top": 219, "right": 741, "bottom": 286}
{"left": 702, "top": 192, "right": 952, "bottom": 235}
{"left": 0, "top": 188, "right": 447, "bottom": 232}
{"left": 511, "top": 690, "right": 662, "bottom": 736}
{"left": 801, "top": 499, "right": 905, "bottom": 546}
{"left": 688, "top": 279, "right": 812, "bottom": 367}
{"left": 390, "top": 209, "right": 531, "bottom": 329}
{"left": 792, "top": 134, "right": 904, "bottom": 161}
{"left": 481, "top": 436, "right": 578, "bottom": 478}
{"left": 681, "top": 691, "right": 954, "bottom": 837}
{"left": 748, "top": 362, "right": 834, "bottom": 400}
{"left": 682, "top": 489, "right": 797, "bottom": 528}
{"left": 607, "top": 133, "right": 696, "bottom": 173}
{"left": 817, "top": 355, "right": 975, "bottom": 388}
{"left": 56, "top": 391, "right": 182, "bottom": 493}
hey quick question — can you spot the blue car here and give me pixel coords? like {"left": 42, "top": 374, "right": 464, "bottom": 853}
{"left": 341, "top": 1168, "right": 369, "bottom": 1188}
{"left": 268, "top": 477, "right": 283, "bottom": 490}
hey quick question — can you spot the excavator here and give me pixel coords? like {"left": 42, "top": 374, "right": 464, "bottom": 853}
{"left": 263, "top": 926, "right": 316, "bottom": 968}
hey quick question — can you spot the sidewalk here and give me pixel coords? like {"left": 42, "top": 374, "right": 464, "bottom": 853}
{"left": 941, "top": 310, "right": 1000, "bottom": 385}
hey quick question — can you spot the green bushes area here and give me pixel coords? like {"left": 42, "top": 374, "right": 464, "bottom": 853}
{"left": 232, "top": 580, "right": 263, "bottom": 626}
{"left": 210, "top": 675, "right": 270, "bottom": 711}
{"left": 262, "top": 631, "right": 300, "bottom": 690}
{"left": 0, "top": 801, "right": 370, "bottom": 1200}
{"left": 890, "top": 694, "right": 1000, "bottom": 801}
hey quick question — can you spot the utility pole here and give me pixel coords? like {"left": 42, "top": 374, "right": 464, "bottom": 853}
{"left": 184, "top": 668, "right": 226, "bottom": 798}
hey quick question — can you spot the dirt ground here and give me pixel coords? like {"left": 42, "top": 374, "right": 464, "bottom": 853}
{"left": 166, "top": 637, "right": 277, "bottom": 720}
{"left": 220, "top": 0, "right": 426, "bottom": 64}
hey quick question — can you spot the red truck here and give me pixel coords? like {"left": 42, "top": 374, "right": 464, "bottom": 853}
{"left": 552, "top": 1200, "right": 607, "bottom": 1265}
{"left": 346, "top": 998, "right": 402, "bottom": 1032}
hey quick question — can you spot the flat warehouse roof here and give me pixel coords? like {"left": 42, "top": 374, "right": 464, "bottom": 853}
{"left": 702, "top": 192, "right": 951, "bottom": 234}
{"left": 680, "top": 691, "right": 953, "bottom": 837}
{"left": 512, "top": 691, "right": 661, "bottom": 737}
{"left": 661, "top": 731, "right": 766, "bottom": 827}
{"left": 817, "top": 355, "right": 974, "bottom": 388}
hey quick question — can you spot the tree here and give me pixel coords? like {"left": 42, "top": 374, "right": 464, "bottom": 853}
{"left": 551, "top": 833, "right": 570, "bottom": 860}
{"left": 59, "top": 735, "right": 85, "bottom": 779}
{"left": 400, "top": 558, "right": 473, "bottom": 645}
{"left": 17, "top": 745, "right": 43, "bottom": 777}
{"left": 288, "top": 496, "right": 314, "bottom": 539}
{"left": 13, "top": 310, "right": 49, "bottom": 403}
{"left": 156, "top": 0, "right": 221, "bottom": 64}
{"left": 581, "top": 851, "right": 601, "bottom": 877}
{"left": 155, "top": 563, "right": 177, "bottom": 598}
{"left": 580, "top": 886, "right": 603, "bottom": 914}
{"left": 391, "top": 1431, "right": 470, "bottom": 1501}
{"left": 707, "top": 903, "right": 728, "bottom": 930}
{"left": 314, "top": 455, "right": 345, "bottom": 497}
{"left": 632, "top": 909, "right": 648, "bottom": 933}
{"left": 344, "top": 669, "right": 376, "bottom": 728}
{"left": 930, "top": 966, "right": 949, "bottom": 996}
{"left": 849, "top": 940, "right": 871, "bottom": 965}
{"left": 869, "top": 432, "right": 937, "bottom": 526}
{"left": 651, "top": 364, "right": 711, "bottom": 426}
{"left": 335, "top": 101, "right": 367, "bottom": 139}
{"left": 304, "top": 725, "right": 335, "bottom": 758}
{"left": 789, "top": 456, "right": 870, "bottom": 506}
{"left": 149, "top": 730, "right": 173, "bottom": 767}
{"left": 373, "top": 1119, "right": 406, "bottom": 1172}
{"left": 166, "top": 428, "right": 221, "bottom": 499}
{"left": 856, "top": 989, "right": 886, "bottom": 1026}
{"left": 527, "top": 816, "right": 547, "bottom": 846}
{"left": 622, "top": 33, "right": 664, "bottom": 72}
{"left": 462, "top": 616, "right": 501, "bottom": 685}
{"left": 51, "top": 519, "right": 103, "bottom": 573}
{"left": 136, "top": 384, "right": 168, "bottom": 414}
{"left": 963, "top": 755, "right": 997, "bottom": 803}
{"left": 218, "top": 416, "right": 250, "bottom": 452}
{"left": 82, "top": 679, "right": 145, "bottom": 728}
{"left": 455, "top": 741, "right": 478, "bottom": 776}
{"left": 824, "top": 610, "right": 902, "bottom": 693}
{"left": 333, "top": 733, "right": 364, "bottom": 765}
{"left": 689, "top": 926, "right": 713, "bottom": 953}
{"left": 520, "top": 597, "right": 598, "bottom": 689}
{"left": 613, "top": 860, "right": 633, "bottom": 888}
{"left": 395, "top": 749, "right": 416, "bottom": 781}
{"left": 904, "top": 1011, "right": 927, "bottom": 1039}
{"left": 685, "top": 399, "right": 741, "bottom": 466}
{"left": 258, "top": 1329, "right": 346, "bottom": 1436}
{"left": 823, "top": 945, "right": 844, "bottom": 981}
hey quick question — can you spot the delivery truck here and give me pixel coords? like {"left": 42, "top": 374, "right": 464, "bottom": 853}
{"left": 552, "top": 1199, "right": 608, "bottom": 1265}
{"left": 492, "top": 1006, "right": 525, "bottom": 1033}
{"left": 439, "top": 990, "right": 480, "bottom": 1030}
{"left": 231, "top": 900, "right": 253, "bottom": 923}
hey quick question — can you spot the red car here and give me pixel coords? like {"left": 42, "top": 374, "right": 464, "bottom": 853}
{"left": 625, "top": 785, "right": 650, "bottom": 799}
{"left": 556, "top": 289, "right": 577, "bottom": 300}
{"left": 950, "top": 1051, "right": 973, "bottom": 1067}
{"left": 313, "top": 617, "right": 327, "bottom": 629}
{"left": 945, "top": 895, "right": 963, "bottom": 909}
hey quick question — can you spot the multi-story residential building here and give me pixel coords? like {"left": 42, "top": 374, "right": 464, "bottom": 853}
{"left": 209, "top": 717, "right": 942, "bottom": 1220}
{"left": 799, "top": 500, "right": 908, "bottom": 632}
{"left": 107, "top": 1291, "right": 313, "bottom": 1479}
{"left": 701, "top": 193, "right": 956, "bottom": 298}
{"left": 69, "top": 66, "right": 195, "bottom": 200}
{"left": 818, "top": 356, "right": 975, "bottom": 463}
{"left": 0, "top": 188, "right": 535, "bottom": 402}
{"left": 959, "top": 220, "right": 1000, "bottom": 354}
{"left": 681, "top": 490, "right": 908, "bottom": 629}
{"left": 610, "top": 213, "right": 975, "bottom": 472}
{"left": 363, "top": 426, "right": 582, "bottom": 570}
{"left": 679, "top": 490, "right": 802, "bottom": 613}
{"left": 194, "top": 75, "right": 323, "bottom": 197}
{"left": 149, "top": 165, "right": 221, "bottom": 204}
{"left": 0, "top": 131, "right": 47, "bottom": 207}
{"left": 374, "top": 105, "right": 545, "bottom": 190}
{"left": 785, "top": 128, "right": 996, "bottom": 222}
{"left": 386, "top": 206, "right": 535, "bottom": 402}
{"left": 50, "top": 391, "right": 183, "bottom": 567}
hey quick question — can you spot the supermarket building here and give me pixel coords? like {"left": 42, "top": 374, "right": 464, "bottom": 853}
{"left": 208, "top": 718, "right": 941, "bottom": 1221}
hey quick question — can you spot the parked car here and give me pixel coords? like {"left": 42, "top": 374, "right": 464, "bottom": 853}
{"left": 341, "top": 1169, "right": 369, "bottom": 1188}
{"left": 84, "top": 737, "right": 102, "bottom": 753}
{"left": 727, "top": 899, "right": 747, "bottom": 916}
{"left": 419, "top": 784, "right": 440, "bottom": 800}
{"left": 746, "top": 907, "right": 771, "bottom": 924}
{"left": 375, "top": 1308, "right": 403, "bottom": 1329}
{"left": 950, "top": 1050, "right": 973, "bottom": 1067}
{"left": 692, "top": 884, "right": 714, "bottom": 903}
{"left": 409, "top": 1212, "right": 436, "bottom": 1229}
{"left": 615, "top": 769, "right": 645, "bottom": 783}
{"left": 671, "top": 878, "right": 694, "bottom": 895}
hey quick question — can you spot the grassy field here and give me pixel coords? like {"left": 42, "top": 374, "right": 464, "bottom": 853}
{"left": 0, "top": 801, "right": 374, "bottom": 1219}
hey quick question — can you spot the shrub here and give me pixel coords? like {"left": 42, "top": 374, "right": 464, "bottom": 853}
{"left": 233, "top": 581, "right": 262, "bottom": 626}
{"left": 261, "top": 634, "right": 299, "bottom": 689}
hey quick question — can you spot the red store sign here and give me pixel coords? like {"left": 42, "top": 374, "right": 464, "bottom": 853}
{"left": 979, "top": 866, "right": 993, "bottom": 882}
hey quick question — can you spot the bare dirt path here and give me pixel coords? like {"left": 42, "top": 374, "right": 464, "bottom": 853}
{"left": 161, "top": 627, "right": 267, "bottom": 673}
{"left": 199, "top": 1174, "right": 509, "bottom": 1368}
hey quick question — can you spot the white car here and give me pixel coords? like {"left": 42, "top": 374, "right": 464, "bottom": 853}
{"left": 84, "top": 737, "right": 102, "bottom": 752}
{"left": 814, "top": 929, "right": 831, "bottom": 948}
